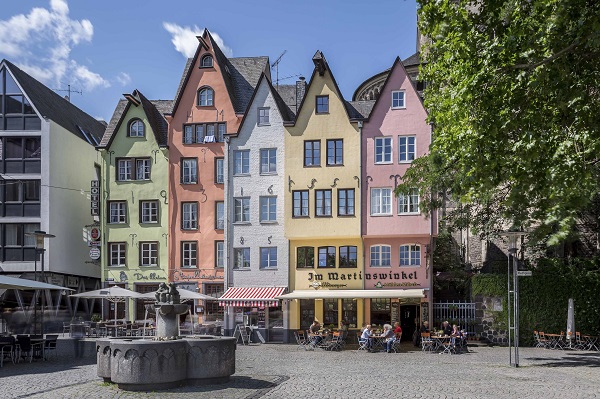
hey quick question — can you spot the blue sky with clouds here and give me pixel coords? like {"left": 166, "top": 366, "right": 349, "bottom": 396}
{"left": 0, "top": 0, "right": 419, "bottom": 121}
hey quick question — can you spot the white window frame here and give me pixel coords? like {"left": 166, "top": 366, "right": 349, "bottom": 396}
{"left": 399, "top": 135, "right": 416, "bottom": 163}
{"left": 234, "top": 197, "right": 250, "bottom": 223}
{"left": 233, "top": 150, "right": 250, "bottom": 175}
{"left": 215, "top": 158, "right": 224, "bottom": 183}
{"left": 374, "top": 137, "right": 392, "bottom": 164}
{"left": 109, "top": 242, "right": 126, "bottom": 267}
{"left": 370, "top": 187, "right": 392, "bottom": 216}
{"left": 136, "top": 159, "right": 151, "bottom": 180}
{"left": 201, "top": 54, "right": 213, "bottom": 68}
{"left": 259, "top": 196, "right": 277, "bottom": 223}
{"left": 216, "top": 201, "right": 224, "bottom": 229}
{"left": 370, "top": 245, "right": 391, "bottom": 267}
{"left": 400, "top": 244, "right": 421, "bottom": 266}
{"left": 391, "top": 90, "right": 406, "bottom": 109}
{"left": 181, "top": 241, "right": 197, "bottom": 268}
{"left": 109, "top": 201, "right": 127, "bottom": 224}
{"left": 260, "top": 247, "right": 277, "bottom": 269}
{"left": 129, "top": 119, "right": 145, "bottom": 137}
{"left": 140, "top": 200, "right": 158, "bottom": 223}
{"left": 140, "top": 242, "right": 158, "bottom": 267}
{"left": 398, "top": 188, "right": 420, "bottom": 214}
{"left": 234, "top": 248, "right": 250, "bottom": 269}
{"left": 198, "top": 87, "right": 214, "bottom": 106}
{"left": 118, "top": 159, "right": 132, "bottom": 181}
{"left": 215, "top": 241, "right": 224, "bottom": 268}
{"left": 260, "top": 148, "right": 277, "bottom": 174}
{"left": 182, "top": 202, "right": 198, "bottom": 230}
{"left": 258, "top": 107, "right": 270, "bottom": 125}
{"left": 181, "top": 158, "right": 198, "bottom": 184}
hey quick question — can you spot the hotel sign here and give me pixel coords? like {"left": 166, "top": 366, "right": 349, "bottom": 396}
{"left": 90, "top": 180, "right": 100, "bottom": 216}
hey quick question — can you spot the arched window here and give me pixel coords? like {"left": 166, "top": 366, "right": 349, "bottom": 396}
{"left": 200, "top": 54, "right": 213, "bottom": 68}
{"left": 399, "top": 244, "right": 421, "bottom": 266}
{"left": 197, "top": 87, "right": 214, "bottom": 106}
{"left": 370, "top": 245, "right": 391, "bottom": 267}
{"left": 128, "top": 119, "right": 144, "bottom": 137}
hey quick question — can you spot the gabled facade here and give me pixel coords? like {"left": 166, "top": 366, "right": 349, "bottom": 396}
{"left": 0, "top": 60, "right": 105, "bottom": 330}
{"left": 97, "top": 90, "right": 171, "bottom": 320}
{"left": 167, "top": 29, "right": 268, "bottom": 322}
{"left": 362, "top": 57, "right": 436, "bottom": 337}
{"left": 221, "top": 73, "right": 294, "bottom": 340}
{"left": 284, "top": 51, "right": 365, "bottom": 332}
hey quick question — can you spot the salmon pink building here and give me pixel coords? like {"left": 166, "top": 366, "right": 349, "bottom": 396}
{"left": 361, "top": 57, "right": 436, "bottom": 339}
{"left": 167, "top": 29, "right": 268, "bottom": 321}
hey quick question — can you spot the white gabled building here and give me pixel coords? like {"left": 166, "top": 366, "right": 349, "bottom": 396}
{"left": 222, "top": 73, "right": 296, "bottom": 342}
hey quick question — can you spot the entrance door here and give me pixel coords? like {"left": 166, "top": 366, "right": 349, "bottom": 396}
{"left": 400, "top": 305, "right": 419, "bottom": 341}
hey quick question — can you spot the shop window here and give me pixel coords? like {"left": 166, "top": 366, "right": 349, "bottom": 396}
{"left": 342, "top": 299, "right": 357, "bottom": 329}
{"left": 300, "top": 299, "right": 315, "bottom": 330}
{"left": 370, "top": 298, "right": 391, "bottom": 327}
{"left": 323, "top": 298, "right": 338, "bottom": 327}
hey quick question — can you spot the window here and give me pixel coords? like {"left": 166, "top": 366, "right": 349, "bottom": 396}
{"left": 215, "top": 201, "right": 224, "bottom": 229}
{"left": 370, "top": 188, "right": 392, "bottom": 215}
{"left": 233, "top": 150, "right": 250, "bottom": 175}
{"left": 181, "top": 241, "right": 197, "bottom": 268}
{"left": 217, "top": 123, "right": 226, "bottom": 142}
{"left": 183, "top": 123, "right": 227, "bottom": 144}
{"left": 215, "top": 158, "right": 224, "bottom": 183}
{"left": 316, "top": 95, "right": 329, "bottom": 113}
{"left": 339, "top": 246, "right": 357, "bottom": 268}
{"left": 109, "top": 243, "right": 126, "bottom": 266}
{"left": 375, "top": 137, "right": 392, "bottom": 164}
{"left": 0, "top": 68, "right": 41, "bottom": 131}
{"left": 136, "top": 159, "right": 151, "bottom": 180}
{"left": 258, "top": 107, "right": 270, "bottom": 125}
{"left": 234, "top": 198, "right": 250, "bottom": 223}
{"left": 234, "top": 248, "right": 250, "bottom": 269}
{"left": 215, "top": 241, "right": 224, "bottom": 268}
{"left": 315, "top": 190, "right": 332, "bottom": 217}
{"left": 140, "top": 242, "right": 158, "bottom": 266}
{"left": 182, "top": 202, "right": 198, "bottom": 230}
{"left": 0, "top": 180, "right": 41, "bottom": 217}
{"left": 117, "top": 158, "right": 151, "bottom": 181}
{"left": 108, "top": 201, "right": 127, "bottom": 224}
{"left": 399, "top": 136, "right": 416, "bottom": 162}
{"left": 292, "top": 190, "right": 309, "bottom": 217}
{"left": 323, "top": 298, "right": 338, "bottom": 326}
{"left": 197, "top": 87, "right": 214, "bottom": 106}
{"left": 392, "top": 90, "right": 405, "bottom": 109}
{"left": 0, "top": 223, "right": 40, "bottom": 261}
{"left": 370, "top": 245, "right": 391, "bottom": 267}
{"left": 0, "top": 137, "right": 41, "bottom": 174}
{"left": 200, "top": 54, "right": 213, "bottom": 68}
{"left": 326, "top": 139, "right": 343, "bottom": 166}
{"left": 398, "top": 188, "right": 419, "bottom": 214}
{"left": 400, "top": 244, "right": 421, "bottom": 266}
{"left": 128, "top": 119, "right": 145, "bottom": 137}
{"left": 181, "top": 158, "right": 198, "bottom": 184}
{"left": 318, "top": 246, "right": 336, "bottom": 268}
{"left": 304, "top": 140, "right": 320, "bottom": 167}
{"left": 260, "top": 247, "right": 277, "bottom": 269}
{"left": 140, "top": 200, "right": 159, "bottom": 223}
{"left": 337, "top": 189, "right": 354, "bottom": 216}
{"left": 260, "top": 148, "right": 276, "bottom": 174}
{"left": 297, "top": 246, "right": 314, "bottom": 268}
{"left": 260, "top": 196, "right": 277, "bottom": 222}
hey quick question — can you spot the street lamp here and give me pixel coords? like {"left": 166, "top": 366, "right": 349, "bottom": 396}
{"left": 26, "top": 230, "right": 55, "bottom": 334}
{"left": 500, "top": 229, "right": 525, "bottom": 368}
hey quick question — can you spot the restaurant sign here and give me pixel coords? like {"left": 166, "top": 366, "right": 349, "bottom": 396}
{"left": 171, "top": 269, "right": 224, "bottom": 282}
{"left": 110, "top": 271, "right": 167, "bottom": 282}
{"left": 307, "top": 270, "right": 421, "bottom": 288}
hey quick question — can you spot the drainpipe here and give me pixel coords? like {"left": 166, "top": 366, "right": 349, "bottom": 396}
{"left": 224, "top": 136, "right": 232, "bottom": 332}
{"left": 357, "top": 120, "right": 365, "bottom": 324}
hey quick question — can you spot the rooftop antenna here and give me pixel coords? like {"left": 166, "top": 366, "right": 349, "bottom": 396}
{"left": 271, "top": 50, "right": 287, "bottom": 90}
{"left": 53, "top": 84, "right": 82, "bottom": 102}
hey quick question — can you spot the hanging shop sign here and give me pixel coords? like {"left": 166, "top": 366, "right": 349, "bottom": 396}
{"left": 90, "top": 227, "right": 101, "bottom": 241}
{"left": 89, "top": 247, "right": 101, "bottom": 260}
{"left": 90, "top": 180, "right": 100, "bottom": 216}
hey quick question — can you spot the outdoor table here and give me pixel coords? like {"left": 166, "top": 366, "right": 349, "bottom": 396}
{"left": 582, "top": 335, "right": 599, "bottom": 351}
{"left": 70, "top": 324, "right": 87, "bottom": 339}
{"left": 371, "top": 335, "right": 387, "bottom": 351}
{"left": 308, "top": 333, "right": 328, "bottom": 349}
{"left": 105, "top": 324, "right": 122, "bottom": 337}
{"left": 431, "top": 335, "right": 453, "bottom": 354}
{"left": 545, "top": 333, "right": 564, "bottom": 349}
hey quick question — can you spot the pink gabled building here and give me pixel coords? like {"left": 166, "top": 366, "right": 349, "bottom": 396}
{"left": 167, "top": 29, "right": 268, "bottom": 321}
{"left": 361, "top": 57, "right": 437, "bottom": 338}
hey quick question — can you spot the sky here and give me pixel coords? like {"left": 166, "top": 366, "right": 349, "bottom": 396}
{"left": 0, "top": 0, "right": 419, "bottom": 122}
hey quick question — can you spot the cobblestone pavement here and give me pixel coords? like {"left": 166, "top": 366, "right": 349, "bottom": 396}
{"left": 1, "top": 342, "right": 599, "bottom": 398}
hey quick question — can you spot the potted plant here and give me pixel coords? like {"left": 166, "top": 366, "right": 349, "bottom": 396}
{"left": 91, "top": 314, "right": 101, "bottom": 322}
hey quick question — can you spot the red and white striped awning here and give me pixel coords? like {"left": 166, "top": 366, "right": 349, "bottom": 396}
{"left": 218, "top": 286, "right": 286, "bottom": 307}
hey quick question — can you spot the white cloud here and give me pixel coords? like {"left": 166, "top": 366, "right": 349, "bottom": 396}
{"left": 163, "top": 22, "right": 233, "bottom": 58}
{"left": 0, "top": 0, "right": 109, "bottom": 91}
{"left": 116, "top": 72, "right": 132, "bottom": 86}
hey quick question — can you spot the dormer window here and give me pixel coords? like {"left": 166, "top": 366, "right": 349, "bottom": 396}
{"left": 128, "top": 119, "right": 145, "bottom": 137}
{"left": 200, "top": 54, "right": 213, "bottom": 68}
{"left": 392, "top": 91, "right": 406, "bottom": 109}
{"left": 316, "top": 95, "right": 329, "bottom": 114}
{"left": 197, "top": 87, "right": 214, "bottom": 107}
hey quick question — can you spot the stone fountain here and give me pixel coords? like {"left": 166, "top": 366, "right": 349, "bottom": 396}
{"left": 97, "top": 283, "right": 236, "bottom": 391}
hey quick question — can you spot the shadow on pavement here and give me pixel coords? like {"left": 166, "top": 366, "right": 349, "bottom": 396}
{"left": 526, "top": 352, "right": 600, "bottom": 367}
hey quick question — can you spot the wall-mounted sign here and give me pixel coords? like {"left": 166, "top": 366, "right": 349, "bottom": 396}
{"left": 90, "top": 227, "right": 101, "bottom": 241}
{"left": 67, "top": 276, "right": 80, "bottom": 288}
{"left": 108, "top": 270, "right": 167, "bottom": 283}
{"left": 171, "top": 269, "right": 224, "bottom": 282}
{"left": 307, "top": 271, "right": 421, "bottom": 289}
{"left": 89, "top": 247, "right": 101, "bottom": 260}
{"left": 90, "top": 180, "right": 100, "bottom": 216}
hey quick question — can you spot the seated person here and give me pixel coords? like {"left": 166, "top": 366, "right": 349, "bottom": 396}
{"left": 338, "top": 319, "right": 349, "bottom": 340}
{"left": 451, "top": 324, "right": 461, "bottom": 337}
{"left": 383, "top": 324, "right": 396, "bottom": 353}
{"left": 442, "top": 321, "right": 452, "bottom": 336}
{"left": 393, "top": 321, "right": 403, "bottom": 338}
{"left": 420, "top": 320, "right": 429, "bottom": 333}
{"left": 360, "top": 324, "right": 374, "bottom": 350}
{"left": 309, "top": 319, "right": 322, "bottom": 344}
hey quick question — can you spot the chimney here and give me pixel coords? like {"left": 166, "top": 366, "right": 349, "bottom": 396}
{"left": 295, "top": 76, "right": 306, "bottom": 110}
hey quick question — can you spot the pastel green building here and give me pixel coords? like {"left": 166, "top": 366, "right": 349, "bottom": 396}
{"left": 97, "top": 90, "right": 172, "bottom": 321}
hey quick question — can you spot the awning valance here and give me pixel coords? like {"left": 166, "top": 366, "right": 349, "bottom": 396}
{"left": 276, "top": 289, "right": 424, "bottom": 300}
{"left": 219, "top": 286, "right": 287, "bottom": 307}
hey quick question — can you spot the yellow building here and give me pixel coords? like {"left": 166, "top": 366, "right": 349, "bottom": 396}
{"left": 283, "top": 51, "right": 371, "bottom": 332}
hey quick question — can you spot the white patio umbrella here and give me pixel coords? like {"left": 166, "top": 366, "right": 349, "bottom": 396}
{"left": 138, "top": 288, "right": 218, "bottom": 302}
{"left": 71, "top": 286, "right": 144, "bottom": 324}
{"left": 567, "top": 298, "right": 575, "bottom": 348}
{"left": 0, "top": 275, "right": 72, "bottom": 291}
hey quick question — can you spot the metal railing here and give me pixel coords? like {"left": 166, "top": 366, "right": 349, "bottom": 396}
{"left": 433, "top": 301, "right": 476, "bottom": 337}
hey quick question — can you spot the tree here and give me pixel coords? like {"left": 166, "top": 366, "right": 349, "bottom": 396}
{"left": 400, "top": 0, "right": 600, "bottom": 246}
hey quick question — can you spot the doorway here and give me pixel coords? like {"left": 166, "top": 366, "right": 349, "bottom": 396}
{"left": 400, "top": 305, "right": 419, "bottom": 341}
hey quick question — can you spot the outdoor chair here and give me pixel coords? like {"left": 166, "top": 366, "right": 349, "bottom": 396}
{"left": 325, "top": 333, "right": 344, "bottom": 351}
{"left": 0, "top": 336, "right": 16, "bottom": 367}
{"left": 44, "top": 335, "right": 58, "bottom": 360}
{"left": 538, "top": 332, "right": 550, "bottom": 349}
{"left": 575, "top": 332, "right": 585, "bottom": 350}
{"left": 62, "top": 322, "right": 70, "bottom": 337}
{"left": 356, "top": 333, "right": 369, "bottom": 352}
{"left": 294, "top": 331, "right": 311, "bottom": 350}
{"left": 16, "top": 335, "right": 43, "bottom": 363}
{"left": 96, "top": 323, "right": 107, "bottom": 337}
{"left": 390, "top": 333, "right": 402, "bottom": 353}
{"left": 421, "top": 333, "right": 434, "bottom": 353}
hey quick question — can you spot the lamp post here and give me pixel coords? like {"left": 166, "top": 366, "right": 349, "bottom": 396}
{"left": 26, "top": 230, "right": 56, "bottom": 335}
{"left": 501, "top": 229, "right": 525, "bottom": 368}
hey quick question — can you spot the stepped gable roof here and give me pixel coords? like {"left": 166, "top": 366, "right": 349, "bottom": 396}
{"left": 98, "top": 90, "right": 172, "bottom": 149}
{"left": 2, "top": 59, "right": 105, "bottom": 145}
{"left": 171, "top": 29, "right": 269, "bottom": 116}
{"left": 274, "top": 84, "right": 298, "bottom": 114}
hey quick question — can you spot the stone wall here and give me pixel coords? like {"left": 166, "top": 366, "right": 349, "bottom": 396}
{"left": 474, "top": 295, "right": 508, "bottom": 345}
